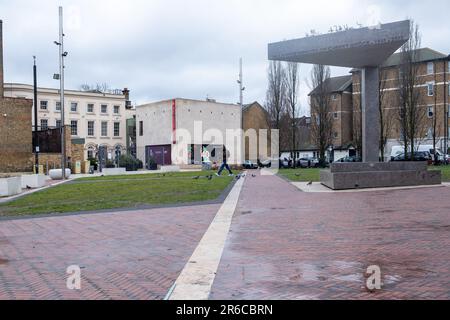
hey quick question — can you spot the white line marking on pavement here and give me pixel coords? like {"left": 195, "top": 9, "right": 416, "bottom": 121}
{"left": 169, "top": 176, "right": 245, "bottom": 300}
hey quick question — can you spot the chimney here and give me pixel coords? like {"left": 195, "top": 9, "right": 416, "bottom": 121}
{"left": 0, "top": 20, "right": 3, "bottom": 98}
{"left": 122, "top": 87, "right": 132, "bottom": 109}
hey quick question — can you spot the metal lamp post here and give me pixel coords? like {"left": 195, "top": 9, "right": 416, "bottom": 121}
{"left": 54, "top": 6, "right": 67, "bottom": 179}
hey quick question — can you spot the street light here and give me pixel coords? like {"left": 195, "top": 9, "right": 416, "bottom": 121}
{"left": 54, "top": 6, "right": 67, "bottom": 179}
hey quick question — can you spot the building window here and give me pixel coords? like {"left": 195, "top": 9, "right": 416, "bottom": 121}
{"left": 56, "top": 101, "right": 61, "bottom": 111}
{"left": 56, "top": 120, "right": 62, "bottom": 128}
{"left": 139, "top": 121, "right": 143, "bottom": 136}
{"left": 426, "top": 127, "right": 433, "bottom": 139}
{"left": 427, "top": 62, "right": 434, "bottom": 75}
{"left": 88, "top": 121, "right": 95, "bottom": 136}
{"left": 87, "top": 149, "right": 94, "bottom": 159}
{"left": 71, "top": 120, "right": 78, "bottom": 136}
{"left": 114, "top": 105, "right": 120, "bottom": 114}
{"left": 40, "top": 119, "right": 48, "bottom": 130}
{"left": 333, "top": 112, "right": 339, "bottom": 119}
{"left": 40, "top": 101, "right": 48, "bottom": 110}
{"left": 427, "top": 106, "right": 434, "bottom": 118}
{"left": 101, "top": 104, "right": 108, "bottom": 114}
{"left": 101, "top": 121, "right": 108, "bottom": 137}
{"left": 71, "top": 102, "right": 78, "bottom": 112}
{"left": 427, "top": 82, "right": 434, "bottom": 96}
{"left": 87, "top": 104, "right": 94, "bottom": 113}
{"left": 331, "top": 94, "right": 338, "bottom": 100}
{"left": 114, "top": 122, "right": 120, "bottom": 137}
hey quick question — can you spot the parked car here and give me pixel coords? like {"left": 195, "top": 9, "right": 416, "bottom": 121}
{"left": 279, "top": 158, "right": 291, "bottom": 169}
{"left": 297, "top": 157, "right": 320, "bottom": 168}
{"left": 243, "top": 160, "right": 258, "bottom": 169}
{"left": 391, "top": 151, "right": 432, "bottom": 163}
{"left": 258, "top": 159, "right": 272, "bottom": 168}
{"left": 335, "top": 156, "right": 362, "bottom": 163}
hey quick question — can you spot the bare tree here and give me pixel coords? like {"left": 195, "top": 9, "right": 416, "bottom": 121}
{"left": 430, "top": 61, "right": 441, "bottom": 164}
{"left": 265, "top": 61, "right": 286, "bottom": 130}
{"left": 398, "top": 21, "right": 426, "bottom": 160}
{"left": 310, "top": 64, "right": 333, "bottom": 166}
{"left": 379, "top": 69, "right": 396, "bottom": 161}
{"left": 284, "top": 62, "right": 300, "bottom": 167}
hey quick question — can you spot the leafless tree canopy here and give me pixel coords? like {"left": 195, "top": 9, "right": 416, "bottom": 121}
{"left": 310, "top": 64, "right": 333, "bottom": 165}
{"left": 265, "top": 61, "right": 286, "bottom": 130}
{"left": 379, "top": 69, "right": 396, "bottom": 161}
{"left": 397, "top": 21, "right": 426, "bottom": 159}
{"left": 284, "top": 62, "right": 300, "bottom": 165}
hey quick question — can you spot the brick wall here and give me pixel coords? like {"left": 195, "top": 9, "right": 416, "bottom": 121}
{"left": 0, "top": 97, "right": 34, "bottom": 172}
{"left": 243, "top": 102, "right": 271, "bottom": 161}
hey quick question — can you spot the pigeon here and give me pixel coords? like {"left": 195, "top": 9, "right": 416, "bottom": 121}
{"left": 207, "top": 175, "right": 213, "bottom": 181}
{"left": 295, "top": 173, "right": 301, "bottom": 177}
{"left": 252, "top": 174, "right": 256, "bottom": 178}
{"left": 307, "top": 181, "right": 313, "bottom": 186}
{"left": 26, "top": 185, "right": 32, "bottom": 190}
{"left": 355, "top": 183, "right": 360, "bottom": 189}
{"left": 192, "top": 176, "right": 200, "bottom": 180}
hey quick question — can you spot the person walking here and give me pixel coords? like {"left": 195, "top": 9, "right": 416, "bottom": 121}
{"left": 216, "top": 146, "right": 233, "bottom": 176}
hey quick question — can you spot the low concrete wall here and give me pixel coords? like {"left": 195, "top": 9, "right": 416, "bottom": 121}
{"left": 21, "top": 174, "right": 47, "bottom": 189}
{"left": 102, "top": 168, "right": 127, "bottom": 176}
{"left": 321, "top": 162, "right": 442, "bottom": 190}
{"left": 0, "top": 176, "right": 22, "bottom": 197}
{"left": 160, "top": 166, "right": 181, "bottom": 173}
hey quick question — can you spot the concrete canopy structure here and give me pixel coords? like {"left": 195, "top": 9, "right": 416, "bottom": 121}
{"left": 269, "top": 20, "right": 441, "bottom": 189}
{"left": 268, "top": 21, "right": 410, "bottom": 68}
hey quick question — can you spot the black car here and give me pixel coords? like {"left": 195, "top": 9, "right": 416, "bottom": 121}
{"left": 335, "top": 156, "right": 362, "bottom": 163}
{"left": 391, "top": 151, "right": 432, "bottom": 162}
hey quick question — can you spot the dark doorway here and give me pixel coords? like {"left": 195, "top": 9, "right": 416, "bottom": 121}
{"left": 145, "top": 145, "right": 172, "bottom": 167}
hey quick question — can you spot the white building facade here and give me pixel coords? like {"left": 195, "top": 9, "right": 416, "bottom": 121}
{"left": 3, "top": 83, "right": 135, "bottom": 161}
{"left": 136, "top": 98, "right": 243, "bottom": 168}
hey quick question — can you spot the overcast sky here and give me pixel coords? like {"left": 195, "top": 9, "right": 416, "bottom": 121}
{"left": 1, "top": 0, "right": 450, "bottom": 115}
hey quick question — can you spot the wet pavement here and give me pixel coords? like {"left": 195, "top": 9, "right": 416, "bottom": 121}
{"left": 209, "top": 172, "right": 450, "bottom": 300}
{"left": 1, "top": 171, "right": 449, "bottom": 300}
{"left": 0, "top": 204, "right": 219, "bottom": 300}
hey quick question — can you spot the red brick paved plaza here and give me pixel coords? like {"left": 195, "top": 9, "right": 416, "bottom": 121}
{"left": 210, "top": 174, "right": 450, "bottom": 300}
{"left": 0, "top": 173, "right": 449, "bottom": 300}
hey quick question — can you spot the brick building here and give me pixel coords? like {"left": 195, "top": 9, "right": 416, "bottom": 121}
{"left": 242, "top": 101, "right": 272, "bottom": 162}
{"left": 309, "top": 47, "right": 450, "bottom": 161}
{"left": 0, "top": 20, "right": 34, "bottom": 173}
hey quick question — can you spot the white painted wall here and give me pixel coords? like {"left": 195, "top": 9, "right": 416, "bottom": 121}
{"left": 136, "top": 99, "right": 242, "bottom": 165}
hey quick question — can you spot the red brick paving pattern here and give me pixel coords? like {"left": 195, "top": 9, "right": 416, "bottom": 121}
{"left": 209, "top": 173, "right": 450, "bottom": 300}
{"left": 0, "top": 204, "right": 219, "bottom": 300}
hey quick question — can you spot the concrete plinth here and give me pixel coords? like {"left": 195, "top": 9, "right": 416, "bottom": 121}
{"left": 321, "top": 162, "right": 442, "bottom": 190}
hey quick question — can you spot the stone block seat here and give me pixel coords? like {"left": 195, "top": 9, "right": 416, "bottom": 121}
{"left": 321, "top": 162, "right": 442, "bottom": 190}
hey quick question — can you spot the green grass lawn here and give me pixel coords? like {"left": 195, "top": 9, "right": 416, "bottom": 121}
{"left": 278, "top": 165, "right": 450, "bottom": 182}
{"left": 438, "top": 165, "right": 450, "bottom": 181}
{"left": 277, "top": 168, "right": 321, "bottom": 182}
{"left": 0, "top": 171, "right": 235, "bottom": 217}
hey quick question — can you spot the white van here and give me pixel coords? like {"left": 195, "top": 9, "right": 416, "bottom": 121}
{"left": 390, "top": 145, "right": 444, "bottom": 161}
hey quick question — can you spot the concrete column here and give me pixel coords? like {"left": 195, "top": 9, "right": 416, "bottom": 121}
{"left": 361, "top": 67, "right": 380, "bottom": 163}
